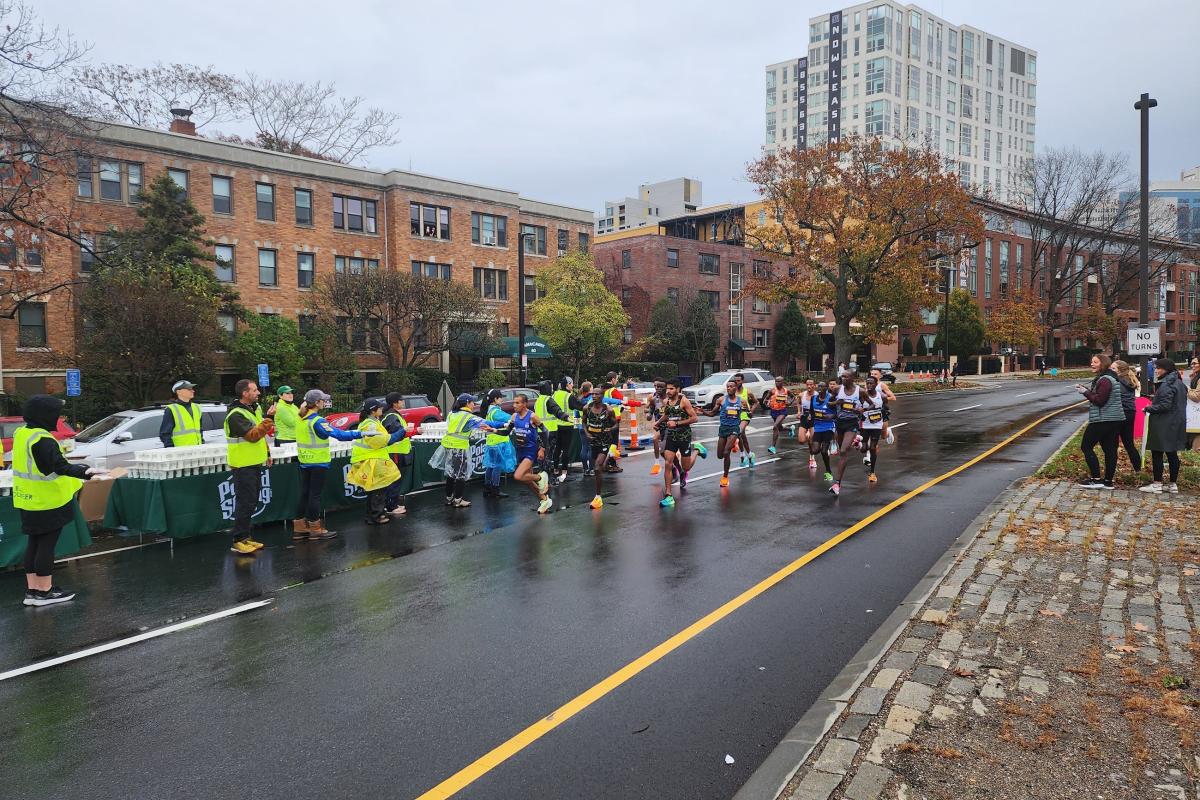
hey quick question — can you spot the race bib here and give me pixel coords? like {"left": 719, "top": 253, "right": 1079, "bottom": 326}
{"left": 866, "top": 409, "right": 883, "bottom": 423}
{"left": 841, "top": 401, "right": 856, "bottom": 411}
{"left": 725, "top": 407, "right": 738, "bottom": 416}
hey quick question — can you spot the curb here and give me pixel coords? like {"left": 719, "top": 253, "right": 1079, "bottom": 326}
{"left": 732, "top": 482, "right": 1024, "bottom": 800}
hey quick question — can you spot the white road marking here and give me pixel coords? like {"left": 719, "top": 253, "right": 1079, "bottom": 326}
{"left": 55, "top": 539, "right": 170, "bottom": 563}
{"left": 1014, "top": 392, "right": 1036, "bottom": 398}
{"left": 889, "top": 422, "right": 909, "bottom": 429}
{"left": 951, "top": 404, "right": 982, "bottom": 412}
{"left": 0, "top": 599, "right": 273, "bottom": 682}
{"left": 684, "top": 458, "right": 782, "bottom": 483}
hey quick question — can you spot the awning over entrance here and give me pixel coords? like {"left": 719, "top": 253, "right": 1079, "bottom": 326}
{"left": 497, "top": 335, "right": 553, "bottom": 359}
{"left": 729, "top": 338, "right": 756, "bottom": 351}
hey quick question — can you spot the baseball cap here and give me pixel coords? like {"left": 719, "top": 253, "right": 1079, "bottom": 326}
{"left": 277, "top": 385, "right": 294, "bottom": 395}
{"left": 172, "top": 380, "right": 197, "bottom": 393}
{"left": 456, "top": 393, "right": 478, "bottom": 407}
{"left": 304, "top": 389, "right": 331, "bottom": 405}
{"left": 362, "top": 398, "right": 385, "bottom": 414}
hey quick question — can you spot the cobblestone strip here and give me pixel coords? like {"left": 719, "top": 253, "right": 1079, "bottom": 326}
{"left": 778, "top": 479, "right": 1198, "bottom": 800}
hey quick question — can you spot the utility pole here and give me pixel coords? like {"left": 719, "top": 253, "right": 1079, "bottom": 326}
{"left": 517, "top": 231, "right": 536, "bottom": 387}
{"left": 1134, "top": 92, "right": 1157, "bottom": 392}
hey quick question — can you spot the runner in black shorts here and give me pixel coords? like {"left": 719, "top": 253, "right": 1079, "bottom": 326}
{"left": 656, "top": 379, "right": 707, "bottom": 507}
{"left": 796, "top": 378, "right": 817, "bottom": 467}
{"left": 764, "top": 375, "right": 795, "bottom": 455}
{"left": 830, "top": 371, "right": 870, "bottom": 497}
{"left": 860, "top": 375, "right": 886, "bottom": 483}
{"left": 582, "top": 386, "right": 619, "bottom": 510}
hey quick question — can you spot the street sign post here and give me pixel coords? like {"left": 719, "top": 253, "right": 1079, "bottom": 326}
{"left": 257, "top": 363, "right": 270, "bottom": 388}
{"left": 65, "top": 369, "right": 82, "bottom": 397}
{"left": 1126, "top": 325, "right": 1160, "bottom": 357}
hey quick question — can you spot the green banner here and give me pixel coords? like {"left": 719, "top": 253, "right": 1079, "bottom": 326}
{"left": 0, "top": 499, "right": 92, "bottom": 569}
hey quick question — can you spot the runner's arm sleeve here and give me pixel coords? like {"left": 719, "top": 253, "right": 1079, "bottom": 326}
{"left": 31, "top": 437, "right": 92, "bottom": 480}
{"left": 159, "top": 408, "right": 175, "bottom": 448}
{"left": 313, "top": 418, "right": 362, "bottom": 441}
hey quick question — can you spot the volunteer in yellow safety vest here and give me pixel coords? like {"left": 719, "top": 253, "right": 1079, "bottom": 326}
{"left": 381, "top": 392, "right": 415, "bottom": 517}
{"left": 273, "top": 386, "right": 300, "bottom": 445}
{"left": 534, "top": 380, "right": 572, "bottom": 486}
{"left": 224, "top": 379, "right": 277, "bottom": 556}
{"left": 356, "top": 398, "right": 409, "bottom": 525}
{"left": 437, "top": 393, "right": 493, "bottom": 508}
{"left": 293, "top": 388, "right": 366, "bottom": 541}
{"left": 159, "top": 379, "right": 204, "bottom": 447}
{"left": 14, "top": 395, "right": 111, "bottom": 606}
{"left": 550, "top": 376, "right": 587, "bottom": 483}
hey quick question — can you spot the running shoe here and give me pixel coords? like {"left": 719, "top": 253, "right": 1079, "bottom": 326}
{"left": 740, "top": 455, "right": 747, "bottom": 466}
{"left": 823, "top": 471, "right": 833, "bottom": 482}
{"left": 1078, "top": 478, "right": 1104, "bottom": 489}
{"left": 863, "top": 454, "right": 872, "bottom": 465}
{"left": 651, "top": 463, "right": 662, "bottom": 475}
{"left": 885, "top": 430, "right": 895, "bottom": 445}
{"left": 454, "top": 498, "right": 472, "bottom": 507}
{"left": 1139, "top": 482, "right": 1163, "bottom": 494}
{"left": 538, "top": 497, "right": 554, "bottom": 514}
{"left": 248, "top": 539, "right": 265, "bottom": 550}
{"left": 748, "top": 452, "right": 756, "bottom": 467}
{"left": 24, "top": 586, "right": 76, "bottom": 606}
{"left": 590, "top": 495, "right": 603, "bottom": 510}
{"left": 767, "top": 446, "right": 777, "bottom": 454}
{"left": 719, "top": 475, "right": 730, "bottom": 487}
{"left": 829, "top": 482, "right": 840, "bottom": 497}
{"left": 695, "top": 443, "right": 708, "bottom": 459}
{"left": 1097, "top": 481, "right": 1114, "bottom": 490}
{"left": 537, "top": 471, "right": 549, "bottom": 494}
{"left": 829, "top": 442, "right": 838, "bottom": 455}
{"left": 1167, "top": 483, "right": 1179, "bottom": 494}
{"left": 868, "top": 473, "right": 878, "bottom": 483}
{"left": 660, "top": 495, "right": 675, "bottom": 508}
{"left": 680, "top": 470, "right": 689, "bottom": 488}
{"left": 808, "top": 456, "right": 817, "bottom": 470}
{"left": 230, "top": 540, "right": 258, "bottom": 556}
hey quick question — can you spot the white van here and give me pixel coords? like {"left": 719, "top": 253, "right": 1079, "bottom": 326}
{"left": 67, "top": 403, "right": 228, "bottom": 469}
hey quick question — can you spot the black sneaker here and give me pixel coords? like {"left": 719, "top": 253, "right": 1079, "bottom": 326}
{"left": 22, "top": 590, "right": 38, "bottom": 607}
{"left": 25, "top": 587, "right": 76, "bottom": 607}
{"left": 1077, "top": 478, "right": 1103, "bottom": 489}
{"left": 1098, "top": 481, "right": 1115, "bottom": 490}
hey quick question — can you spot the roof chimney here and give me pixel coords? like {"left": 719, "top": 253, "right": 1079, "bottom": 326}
{"left": 169, "top": 108, "right": 196, "bottom": 136}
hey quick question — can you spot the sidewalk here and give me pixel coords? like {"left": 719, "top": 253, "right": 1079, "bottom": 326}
{"left": 758, "top": 478, "right": 1198, "bottom": 800}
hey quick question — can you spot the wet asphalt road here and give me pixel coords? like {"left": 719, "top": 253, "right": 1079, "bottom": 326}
{"left": 0, "top": 381, "right": 1085, "bottom": 800}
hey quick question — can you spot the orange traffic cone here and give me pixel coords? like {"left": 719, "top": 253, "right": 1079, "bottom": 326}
{"left": 908, "top": 370, "right": 915, "bottom": 380}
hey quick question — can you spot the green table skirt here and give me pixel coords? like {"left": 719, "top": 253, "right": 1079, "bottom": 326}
{"left": 0, "top": 498, "right": 92, "bottom": 569}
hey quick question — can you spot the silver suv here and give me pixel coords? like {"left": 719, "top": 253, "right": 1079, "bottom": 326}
{"left": 67, "top": 403, "right": 228, "bottom": 469}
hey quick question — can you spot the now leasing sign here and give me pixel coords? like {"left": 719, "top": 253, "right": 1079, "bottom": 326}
{"left": 1126, "top": 325, "right": 1161, "bottom": 356}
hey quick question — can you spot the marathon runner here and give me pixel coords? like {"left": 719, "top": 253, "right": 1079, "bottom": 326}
{"left": 796, "top": 378, "right": 817, "bottom": 468}
{"left": 869, "top": 367, "right": 898, "bottom": 449}
{"left": 733, "top": 372, "right": 758, "bottom": 468}
{"left": 829, "top": 372, "right": 872, "bottom": 497}
{"left": 647, "top": 378, "right": 668, "bottom": 476}
{"left": 656, "top": 379, "right": 708, "bottom": 507}
{"left": 700, "top": 379, "right": 745, "bottom": 487}
{"left": 764, "top": 375, "right": 795, "bottom": 454}
{"left": 806, "top": 381, "right": 836, "bottom": 480}
{"left": 582, "top": 385, "right": 620, "bottom": 509}
{"left": 496, "top": 393, "right": 553, "bottom": 514}
{"left": 860, "top": 375, "right": 886, "bottom": 483}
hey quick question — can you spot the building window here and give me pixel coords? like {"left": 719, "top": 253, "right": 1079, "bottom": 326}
{"left": 699, "top": 253, "right": 719, "bottom": 275}
{"left": 212, "top": 176, "right": 232, "bottom": 215}
{"left": 520, "top": 224, "right": 547, "bottom": 255}
{"left": 411, "top": 202, "right": 450, "bottom": 239}
{"left": 699, "top": 290, "right": 721, "bottom": 310}
{"left": 334, "top": 256, "right": 379, "bottom": 274}
{"left": 557, "top": 229, "right": 569, "bottom": 256}
{"left": 295, "top": 189, "right": 312, "bottom": 225}
{"left": 258, "top": 248, "right": 277, "bottom": 286}
{"left": 76, "top": 156, "right": 93, "bottom": 197}
{"left": 524, "top": 275, "right": 546, "bottom": 305}
{"left": 255, "top": 183, "right": 275, "bottom": 221}
{"left": 752, "top": 296, "right": 770, "bottom": 313}
{"left": 621, "top": 249, "right": 632, "bottom": 269}
{"left": 752, "top": 259, "right": 771, "bottom": 278}
{"left": 168, "top": 168, "right": 188, "bottom": 199}
{"left": 621, "top": 287, "right": 632, "bottom": 305}
{"left": 471, "top": 212, "right": 507, "bottom": 247}
{"left": 667, "top": 248, "right": 679, "bottom": 268}
{"left": 79, "top": 234, "right": 96, "bottom": 272}
{"left": 474, "top": 267, "right": 508, "bottom": 300}
{"left": 0, "top": 238, "right": 14, "bottom": 265}
{"left": 214, "top": 244, "right": 235, "bottom": 283}
{"left": 333, "top": 195, "right": 377, "bottom": 233}
{"left": 217, "top": 312, "right": 236, "bottom": 345}
{"left": 984, "top": 238, "right": 992, "bottom": 299}
{"left": 298, "top": 314, "right": 316, "bottom": 336}
{"left": 99, "top": 160, "right": 122, "bottom": 200}
{"left": 17, "top": 302, "right": 46, "bottom": 347}
{"left": 23, "top": 235, "right": 40, "bottom": 267}
{"left": 667, "top": 287, "right": 679, "bottom": 304}
{"left": 753, "top": 328, "right": 770, "bottom": 348}
{"left": 412, "top": 260, "right": 451, "bottom": 280}
{"left": 623, "top": 326, "right": 634, "bottom": 344}
{"left": 127, "top": 163, "right": 142, "bottom": 203}
{"left": 297, "top": 252, "right": 314, "bottom": 288}
{"left": 578, "top": 232, "right": 590, "bottom": 254}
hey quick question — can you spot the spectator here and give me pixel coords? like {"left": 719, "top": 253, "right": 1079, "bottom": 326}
{"left": 1075, "top": 354, "right": 1123, "bottom": 489}
{"left": 1038, "top": 356, "right": 1046, "bottom": 378}
{"left": 1140, "top": 357, "right": 1187, "bottom": 494}
{"left": 1186, "top": 357, "right": 1200, "bottom": 451}
{"left": 273, "top": 386, "right": 299, "bottom": 446}
{"left": 1110, "top": 360, "right": 1142, "bottom": 472}
{"left": 950, "top": 362, "right": 959, "bottom": 388}
{"left": 159, "top": 379, "right": 203, "bottom": 448}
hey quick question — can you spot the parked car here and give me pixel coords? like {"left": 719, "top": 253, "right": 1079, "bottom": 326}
{"left": 870, "top": 362, "right": 897, "bottom": 383}
{"left": 324, "top": 394, "right": 443, "bottom": 432}
{"left": 66, "top": 403, "right": 229, "bottom": 469}
{"left": 1, "top": 416, "right": 76, "bottom": 462}
{"left": 682, "top": 370, "right": 776, "bottom": 409}
{"left": 492, "top": 387, "right": 542, "bottom": 415}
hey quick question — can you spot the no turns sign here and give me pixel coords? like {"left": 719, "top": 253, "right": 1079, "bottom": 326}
{"left": 1126, "top": 325, "right": 1160, "bottom": 356}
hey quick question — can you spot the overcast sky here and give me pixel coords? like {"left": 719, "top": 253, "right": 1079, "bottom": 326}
{"left": 41, "top": 0, "right": 1200, "bottom": 213}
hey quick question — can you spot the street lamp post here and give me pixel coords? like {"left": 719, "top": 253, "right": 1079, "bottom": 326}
{"left": 517, "top": 231, "right": 536, "bottom": 387}
{"left": 1134, "top": 92, "right": 1157, "bottom": 393}
{"left": 943, "top": 264, "right": 952, "bottom": 380}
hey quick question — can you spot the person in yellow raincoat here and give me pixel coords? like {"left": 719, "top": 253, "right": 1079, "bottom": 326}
{"left": 349, "top": 398, "right": 408, "bottom": 525}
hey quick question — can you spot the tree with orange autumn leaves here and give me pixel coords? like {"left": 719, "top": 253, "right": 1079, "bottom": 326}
{"left": 986, "top": 289, "right": 1042, "bottom": 358}
{"left": 745, "top": 136, "right": 983, "bottom": 368}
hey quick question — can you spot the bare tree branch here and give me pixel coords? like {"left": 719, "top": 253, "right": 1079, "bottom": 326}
{"left": 73, "top": 63, "right": 240, "bottom": 129}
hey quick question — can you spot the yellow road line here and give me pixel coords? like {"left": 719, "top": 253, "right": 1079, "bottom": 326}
{"left": 413, "top": 401, "right": 1086, "bottom": 800}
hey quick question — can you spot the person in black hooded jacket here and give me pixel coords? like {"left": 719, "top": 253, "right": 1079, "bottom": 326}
{"left": 15, "top": 395, "right": 108, "bottom": 606}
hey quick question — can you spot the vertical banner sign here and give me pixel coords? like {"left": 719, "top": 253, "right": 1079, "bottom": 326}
{"left": 257, "top": 363, "right": 270, "bottom": 388}
{"left": 797, "top": 56, "right": 808, "bottom": 149}
{"left": 958, "top": 250, "right": 971, "bottom": 290}
{"left": 65, "top": 369, "right": 81, "bottom": 397}
{"left": 827, "top": 11, "right": 842, "bottom": 144}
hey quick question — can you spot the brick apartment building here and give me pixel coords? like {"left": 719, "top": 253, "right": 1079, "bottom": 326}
{"left": 1, "top": 116, "right": 592, "bottom": 397}
{"left": 596, "top": 199, "right": 1199, "bottom": 376}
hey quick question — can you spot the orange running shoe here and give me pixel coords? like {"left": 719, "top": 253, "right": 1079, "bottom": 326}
{"left": 719, "top": 475, "right": 729, "bottom": 487}
{"left": 650, "top": 463, "right": 661, "bottom": 475}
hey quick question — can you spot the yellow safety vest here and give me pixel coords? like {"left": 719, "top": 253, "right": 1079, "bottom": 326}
{"left": 274, "top": 400, "right": 300, "bottom": 442}
{"left": 224, "top": 406, "right": 269, "bottom": 468}
{"left": 351, "top": 418, "right": 390, "bottom": 463}
{"left": 440, "top": 411, "right": 475, "bottom": 450}
{"left": 485, "top": 405, "right": 510, "bottom": 447}
{"left": 382, "top": 411, "right": 412, "bottom": 455}
{"left": 12, "top": 427, "right": 83, "bottom": 511}
{"left": 553, "top": 389, "right": 576, "bottom": 423}
{"left": 534, "top": 395, "right": 559, "bottom": 432}
{"left": 738, "top": 388, "right": 752, "bottom": 421}
{"left": 296, "top": 413, "right": 331, "bottom": 465}
{"left": 604, "top": 387, "right": 622, "bottom": 418}
{"left": 168, "top": 402, "right": 202, "bottom": 447}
